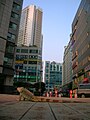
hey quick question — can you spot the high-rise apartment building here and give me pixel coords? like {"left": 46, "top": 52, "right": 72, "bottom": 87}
{"left": 0, "top": 0, "right": 23, "bottom": 93}
{"left": 17, "top": 5, "right": 43, "bottom": 49}
{"left": 45, "top": 61, "right": 62, "bottom": 91}
{"left": 71, "top": 0, "right": 90, "bottom": 89}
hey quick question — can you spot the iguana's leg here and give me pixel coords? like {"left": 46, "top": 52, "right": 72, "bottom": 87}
{"left": 19, "top": 93, "right": 25, "bottom": 101}
{"left": 19, "top": 93, "right": 22, "bottom": 101}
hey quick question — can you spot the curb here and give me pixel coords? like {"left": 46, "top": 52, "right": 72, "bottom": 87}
{"left": 40, "top": 98, "right": 87, "bottom": 103}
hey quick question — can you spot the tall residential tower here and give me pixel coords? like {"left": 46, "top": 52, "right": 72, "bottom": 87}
{"left": 17, "top": 5, "right": 43, "bottom": 49}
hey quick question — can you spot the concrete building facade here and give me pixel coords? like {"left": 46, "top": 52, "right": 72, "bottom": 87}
{"left": 71, "top": 0, "right": 90, "bottom": 89}
{"left": 0, "top": 0, "right": 23, "bottom": 93}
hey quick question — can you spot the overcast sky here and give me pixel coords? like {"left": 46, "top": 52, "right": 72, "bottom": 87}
{"left": 23, "top": 0, "right": 81, "bottom": 63}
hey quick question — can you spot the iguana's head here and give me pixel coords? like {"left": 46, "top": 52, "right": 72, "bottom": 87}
{"left": 17, "top": 87, "right": 24, "bottom": 93}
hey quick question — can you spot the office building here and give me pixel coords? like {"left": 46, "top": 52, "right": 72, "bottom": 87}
{"left": 0, "top": 0, "right": 23, "bottom": 93}
{"left": 45, "top": 61, "right": 62, "bottom": 91}
{"left": 63, "top": 40, "right": 72, "bottom": 85}
{"left": 71, "top": 0, "right": 90, "bottom": 89}
{"left": 63, "top": 40, "right": 72, "bottom": 90}
{"left": 14, "top": 46, "right": 42, "bottom": 84}
{"left": 17, "top": 5, "right": 43, "bottom": 49}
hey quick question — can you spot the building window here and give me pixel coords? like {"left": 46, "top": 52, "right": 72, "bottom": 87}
{"left": 29, "top": 49, "right": 38, "bottom": 53}
{"left": 9, "top": 22, "right": 17, "bottom": 30}
{"left": 4, "top": 57, "right": 13, "bottom": 66}
{"left": 60, "top": 66, "right": 62, "bottom": 71}
{"left": 21, "top": 49, "right": 28, "bottom": 53}
{"left": 57, "top": 65, "right": 59, "bottom": 71}
{"left": 6, "top": 45, "right": 14, "bottom": 53}
{"left": 16, "top": 55, "right": 20, "bottom": 60}
{"left": 28, "top": 61, "right": 37, "bottom": 64}
{"left": 23, "top": 61, "right": 27, "bottom": 64}
{"left": 7, "top": 32, "right": 16, "bottom": 42}
{"left": 46, "top": 63, "right": 49, "bottom": 67}
{"left": 46, "top": 69, "right": 49, "bottom": 73}
{"left": 24, "top": 66, "right": 27, "bottom": 70}
{"left": 13, "top": 2, "right": 21, "bottom": 11}
{"left": 19, "top": 55, "right": 28, "bottom": 60}
{"left": 11, "top": 12, "right": 19, "bottom": 20}
{"left": 16, "top": 49, "right": 20, "bottom": 53}
{"left": 29, "top": 55, "right": 38, "bottom": 59}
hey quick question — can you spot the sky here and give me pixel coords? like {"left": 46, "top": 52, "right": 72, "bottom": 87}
{"left": 23, "top": 0, "right": 81, "bottom": 63}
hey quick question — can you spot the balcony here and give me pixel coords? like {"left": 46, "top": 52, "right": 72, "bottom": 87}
{"left": 72, "top": 51, "right": 78, "bottom": 61}
{"left": 72, "top": 61, "right": 78, "bottom": 69}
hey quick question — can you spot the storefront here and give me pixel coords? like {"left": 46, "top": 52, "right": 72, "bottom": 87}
{"left": 85, "top": 64, "right": 90, "bottom": 83}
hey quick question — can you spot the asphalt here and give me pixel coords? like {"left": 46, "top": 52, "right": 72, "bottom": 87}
{"left": 0, "top": 94, "right": 90, "bottom": 120}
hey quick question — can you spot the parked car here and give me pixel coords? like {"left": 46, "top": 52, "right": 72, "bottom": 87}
{"left": 77, "top": 83, "right": 90, "bottom": 98}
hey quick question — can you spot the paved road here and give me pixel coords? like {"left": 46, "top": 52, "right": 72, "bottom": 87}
{"left": 0, "top": 101, "right": 90, "bottom": 120}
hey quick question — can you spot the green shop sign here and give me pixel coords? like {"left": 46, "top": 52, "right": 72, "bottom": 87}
{"left": 15, "top": 76, "right": 40, "bottom": 79}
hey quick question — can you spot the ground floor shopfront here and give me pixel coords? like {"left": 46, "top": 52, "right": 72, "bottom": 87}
{"left": 72, "top": 64, "right": 90, "bottom": 90}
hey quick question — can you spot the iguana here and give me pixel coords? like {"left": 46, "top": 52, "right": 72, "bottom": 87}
{"left": 17, "top": 87, "right": 41, "bottom": 102}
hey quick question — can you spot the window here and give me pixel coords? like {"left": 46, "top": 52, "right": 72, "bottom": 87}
{"left": 29, "top": 49, "right": 38, "bottom": 53}
{"left": 28, "top": 61, "right": 37, "bottom": 64}
{"left": 23, "top": 66, "right": 27, "bottom": 70}
{"left": 21, "top": 49, "right": 28, "bottom": 53}
{"left": 13, "top": 3, "right": 21, "bottom": 11}
{"left": 23, "top": 61, "right": 27, "bottom": 64}
{"left": 4, "top": 57, "right": 13, "bottom": 66}
{"left": 9, "top": 22, "right": 17, "bottom": 30}
{"left": 57, "top": 65, "right": 59, "bottom": 71}
{"left": 53, "top": 65, "right": 56, "bottom": 71}
{"left": 46, "top": 63, "right": 49, "bottom": 67}
{"left": 29, "top": 55, "right": 38, "bottom": 59}
{"left": 19, "top": 66, "right": 23, "bottom": 69}
{"left": 6, "top": 45, "right": 14, "bottom": 53}
{"left": 46, "top": 69, "right": 49, "bottom": 73}
{"left": 16, "top": 55, "right": 20, "bottom": 60}
{"left": 11, "top": 12, "right": 19, "bottom": 19}
{"left": 79, "top": 84, "right": 90, "bottom": 89}
{"left": 60, "top": 66, "right": 62, "bottom": 71}
{"left": 7, "top": 33, "right": 16, "bottom": 42}
{"left": 16, "top": 49, "right": 20, "bottom": 53}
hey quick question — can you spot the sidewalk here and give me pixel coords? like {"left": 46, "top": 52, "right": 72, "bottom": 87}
{"left": 0, "top": 94, "right": 19, "bottom": 103}
{"left": 0, "top": 94, "right": 90, "bottom": 120}
{"left": 0, "top": 94, "right": 90, "bottom": 103}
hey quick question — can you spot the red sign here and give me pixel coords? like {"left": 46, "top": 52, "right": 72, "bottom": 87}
{"left": 83, "top": 78, "right": 89, "bottom": 83}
